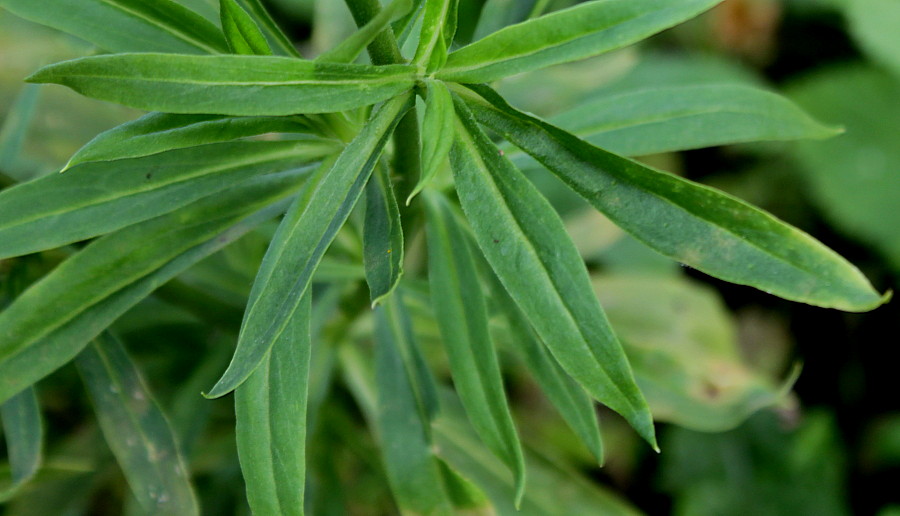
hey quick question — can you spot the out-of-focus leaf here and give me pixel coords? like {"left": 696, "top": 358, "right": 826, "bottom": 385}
{"left": 846, "top": 0, "right": 900, "bottom": 77}
{"left": 64, "top": 113, "right": 314, "bottom": 169}
{"left": 0, "top": 84, "right": 40, "bottom": 183}
{"left": 0, "top": 140, "right": 334, "bottom": 259}
{"left": 462, "top": 85, "right": 887, "bottom": 312}
{"left": 423, "top": 191, "right": 526, "bottom": 504}
{"left": 789, "top": 65, "right": 900, "bottom": 272}
{"left": 472, "top": 0, "right": 540, "bottom": 41}
{"left": 0, "top": 0, "right": 228, "bottom": 54}
{"left": 408, "top": 80, "right": 455, "bottom": 204}
{"left": 436, "top": 0, "right": 724, "bottom": 83}
{"left": 318, "top": 0, "right": 412, "bottom": 64}
{"left": 372, "top": 298, "right": 454, "bottom": 515}
{"left": 221, "top": 0, "right": 274, "bottom": 55}
{"left": 0, "top": 388, "right": 42, "bottom": 501}
{"left": 449, "top": 94, "right": 656, "bottom": 448}
{"left": 364, "top": 164, "right": 404, "bottom": 306}
{"left": 236, "top": 294, "right": 311, "bottom": 516}
{"left": 76, "top": 333, "right": 198, "bottom": 515}
{"left": 205, "top": 94, "right": 413, "bottom": 399}
{"left": 595, "top": 274, "right": 795, "bottom": 431}
{"left": 28, "top": 55, "right": 417, "bottom": 116}
{"left": 0, "top": 170, "right": 304, "bottom": 404}
{"left": 543, "top": 84, "right": 839, "bottom": 157}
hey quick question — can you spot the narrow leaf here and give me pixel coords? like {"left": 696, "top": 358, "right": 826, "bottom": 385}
{"left": 236, "top": 294, "right": 311, "bottom": 516}
{"left": 235, "top": 0, "right": 301, "bottom": 57}
{"left": 221, "top": 0, "right": 274, "bottom": 55}
{"left": 205, "top": 94, "right": 413, "bottom": 398}
{"left": 423, "top": 191, "right": 526, "bottom": 504}
{"left": 414, "top": 0, "right": 457, "bottom": 69}
{"left": 437, "top": 0, "right": 724, "bottom": 83}
{"left": 27, "top": 54, "right": 417, "bottom": 116}
{"left": 0, "top": 140, "right": 335, "bottom": 260}
{"left": 408, "top": 80, "right": 455, "bottom": 204}
{"left": 472, "top": 0, "right": 540, "bottom": 41}
{"left": 462, "top": 85, "right": 888, "bottom": 312}
{"left": 76, "top": 333, "right": 198, "bottom": 515}
{"left": 449, "top": 95, "right": 656, "bottom": 448}
{"left": 0, "top": 170, "right": 304, "bottom": 404}
{"left": 0, "top": 0, "right": 228, "bottom": 54}
{"left": 546, "top": 84, "right": 841, "bottom": 157}
{"left": 364, "top": 164, "right": 404, "bottom": 307}
{"left": 317, "top": 0, "right": 413, "bottom": 64}
{"left": 0, "top": 388, "right": 42, "bottom": 501}
{"left": 64, "top": 113, "right": 314, "bottom": 169}
{"left": 0, "top": 84, "right": 40, "bottom": 183}
{"left": 373, "top": 298, "right": 454, "bottom": 515}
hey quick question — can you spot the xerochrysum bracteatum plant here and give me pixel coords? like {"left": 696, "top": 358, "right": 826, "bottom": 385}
{"left": 0, "top": 0, "right": 890, "bottom": 514}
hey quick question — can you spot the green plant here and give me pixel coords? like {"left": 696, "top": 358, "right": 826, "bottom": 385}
{"left": 0, "top": 0, "right": 889, "bottom": 514}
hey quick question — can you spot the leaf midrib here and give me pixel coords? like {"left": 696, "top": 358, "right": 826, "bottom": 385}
{"left": 97, "top": 0, "right": 221, "bottom": 53}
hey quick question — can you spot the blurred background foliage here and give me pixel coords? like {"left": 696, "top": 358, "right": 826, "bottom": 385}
{"left": 1, "top": 0, "right": 898, "bottom": 514}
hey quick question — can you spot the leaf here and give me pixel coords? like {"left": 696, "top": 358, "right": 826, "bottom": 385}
{"left": 364, "top": 164, "right": 404, "bottom": 307}
{"left": 414, "top": 0, "right": 458, "bottom": 70}
{"left": 472, "top": 0, "right": 540, "bottom": 41}
{"left": 423, "top": 191, "right": 526, "bottom": 504}
{"left": 64, "top": 113, "right": 315, "bottom": 169}
{"left": 0, "top": 170, "right": 304, "bottom": 404}
{"left": 461, "top": 85, "right": 887, "bottom": 312}
{"left": 484, "top": 271, "right": 604, "bottom": 465}
{"left": 436, "top": 0, "right": 724, "bottom": 83}
{"left": 0, "top": 140, "right": 335, "bottom": 260}
{"left": 544, "top": 84, "right": 840, "bottom": 157}
{"left": 0, "top": 84, "right": 41, "bottom": 183}
{"left": 448, "top": 94, "right": 656, "bottom": 448}
{"left": 220, "top": 0, "right": 274, "bottom": 55}
{"left": 0, "top": 0, "right": 228, "bottom": 54}
{"left": 846, "top": 0, "right": 900, "bottom": 78}
{"left": 0, "top": 388, "right": 42, "bottom": 502}
{"left": 408, "top": 80, "right": 455, "bottom": 204}
{"left": 235, "top": 294, "right": 311, "bottom": 516}
{"left": 27, "top": 54, "right": 417, "bottom": 116}
{"left": 205, "top": 94, "right": 413, "bottom": 399}
{"left": 317, "top": 0, "right": 413, "bottom": 64}
{"left": 373, "top": 298, "right": 455, "bottom": 516}
{"left": 234, "top": 0, "right": 301, "bottom": 57}
{"left": 75, "top": 333, "right": 198, "bottom": 515}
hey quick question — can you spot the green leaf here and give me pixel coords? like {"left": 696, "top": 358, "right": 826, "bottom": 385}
{"left": 436, "top": 0, "right": 724, "bottom": 83}
{"left": 0, "top": 84, "right": 41, "bottom": 183}
{"left": 64, "top": 113, "right": 315, "bottom": 169}
{"left": 472, "top": 0, "right": 540, "bottom": 41}
{"left": 364, "top": 164, "right": 404, "bottom": 307}
{"left": 448, "top": 94, "right": 656, "bottom": 448}
{"left": 414, "top": 0, "right": 458, "bottom": 70}
{"left": 846, "top": 0, "right": 900, "bottom": 77}
{"left": 0, "top": 170, "right": 304, "bottom": 404}
{"left": 0, "top": 0, "right": 228, "bottom": 54}
{"left": 27, "top": 54, "right": 417, "bottom": 116}
{"left": 221, "top": 0, "right": 274, "bottom": 55}
{"left": 544, "top": 84, "right": 840, "bottom": 157}
{"left": 423, "top": 191, "right": 526, "bottom": 505}
{"left": 0, "top": 388, "right": 42, "bottom": 502}
{"left": 485, "top": 270, "right": 604, "bottom": 465}
{"left": 317, "top": 0, "right": 412, "bottom": 64}
{"left": 75, "top": 333, "right": 198, "bottom": 515}
{"left": 461, "top": 85, "right": 887, "bottom": 312}
{"left": 408, "top": 80, "right": 455, "bottom": 204}
{"left": 0, "top": 140, "right": 335, "bottom": 260}
{"left": 234, "top": 0, "right": 301, "bottom": 57}
{"left": 373, "top": 298, "right": 454, "bottom": 516}
{"left": 235, "top": 294, "right": 311, "bottom": 516}
{"left": 205, "top": 94, "right": 413, "bottom": 399}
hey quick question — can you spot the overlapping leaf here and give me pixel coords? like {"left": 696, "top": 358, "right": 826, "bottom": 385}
{"left": 0, "top": 388, "right": 42, "bottom": 501}
{"left": 221, "top": 0, "right": 274, "bottom": 55}
{"left": 364, "top": 164, "right": 404, "bottom": 306}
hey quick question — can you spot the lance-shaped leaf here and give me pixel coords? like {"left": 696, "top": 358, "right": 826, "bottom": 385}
{"left": 436, "top": 0, "right": 724, "bottom": 83}
{"left": 64, "top": 113, "right": 315, "bottom": 169}
{"left": 236, "top": 294, "right": 311, "bottom": 516}
{"left": 76, "top": 333, "right": 198, "bottom": 515}
{"left": 364, "top": 164, "right": 404, "bottom": 307}
{"left": 414, "top": 0, "right": 458, "bottom": 70}
{"left": 408, "top": 80, "right": 455, "bottom": 204}
{"left": 0, "top": 388, "right": 42, "bottom": 502}
{"left": 235, "top": 0, "right": 301, "bottom": 57}
{"left": 448, "top": 95, "right": 656, "bottom": 448}
{"left": 205, "top": 94, "right": 413, "bottom": 399}
{"left": 472, "top": 0, "right": 541, "bottom": 41}
{"left": 317, "top": 0, "right": 413, "bottom": 64}
{"left": 461, "top": 85, "right": 887, "bottom": 312}
{"left": 543, "top": 84, "right": 840, "bottom": 157}
{"left": 27, "top": 54, "right": 417, "bottom": 116}
{"left": 373, "top": 298, "right": 454, "bottom": 515}
{"left": 0, "top": 140, "right": 335, "bottom": 260}
{"left": 0, "top": 84, "right": 40, "bottom": 183}
{"left": 423, "top": 191, "right": 526, "bottom": 504}
{"left": 0, "top": 0, "right": 228, "bottom": 54}
{"left": 221, "top": 0, "right": 274, "bottom": 55}
{"left": 0, "top": 170, "right": 304, "bottom": 404}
